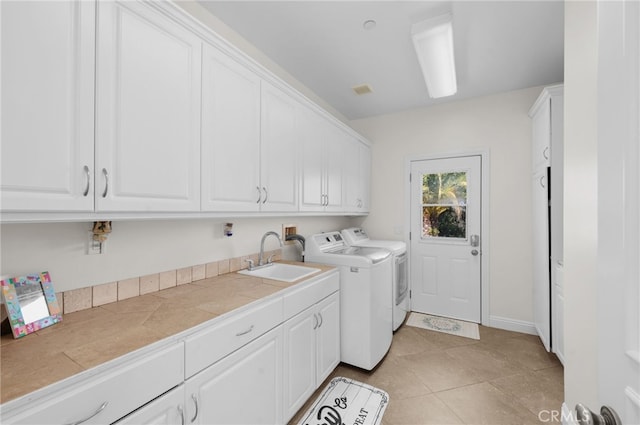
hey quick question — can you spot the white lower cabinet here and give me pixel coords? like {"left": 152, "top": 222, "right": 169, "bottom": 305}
{"left": 1, "top": 343, "right": 184, "bottom": 425}
{"left": 1, "top": 271, "right": 340, "bottom": 425}
{"left": 185, "top": 326, "right": 284, "bottom": 425}
{"left": 116, "top": 385, "right": 185, "bottom": 425}
{"left": 283, "top": 292, "right": 340, "bottom": 422}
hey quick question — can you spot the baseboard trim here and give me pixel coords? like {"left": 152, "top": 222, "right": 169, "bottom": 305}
{"left": 487, "top": 315, "right": 538, "bottom": 335}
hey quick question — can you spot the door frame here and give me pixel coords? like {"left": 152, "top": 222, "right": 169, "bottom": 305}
{"left": 404, "top": 150, "right": 490, "bottom": 326}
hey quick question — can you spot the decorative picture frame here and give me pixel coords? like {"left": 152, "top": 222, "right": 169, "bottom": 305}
{"left": 1, "top": 272, "right": 62, "bottom": 338}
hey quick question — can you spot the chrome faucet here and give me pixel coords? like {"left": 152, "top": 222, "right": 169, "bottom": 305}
{"left": 256, "top": 231, "right": 283, "bottom": 268}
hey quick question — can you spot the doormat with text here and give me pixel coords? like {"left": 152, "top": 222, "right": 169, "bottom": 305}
{"left": 296, "top": 377, "right": 389, "bottom": 425}
{"left": 406, "top": 312, "right": 480, "bottom": 340}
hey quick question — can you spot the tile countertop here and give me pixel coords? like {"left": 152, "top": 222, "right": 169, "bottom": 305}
{"left": 0, "top": 261, "right": 334, "bottom": 404}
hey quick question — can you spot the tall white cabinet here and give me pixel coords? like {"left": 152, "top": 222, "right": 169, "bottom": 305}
{"left": 1, "top": 1, "right": 96, "bottom": 212}
{"left": 529, "top": 84, "right": 564, "bottom": 364}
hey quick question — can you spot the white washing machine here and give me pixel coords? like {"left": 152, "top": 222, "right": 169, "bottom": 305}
{"left": 305, "top": 231, "right": 393, "bottom": 370}
{"left": 341, "top": 227, "right": 409, "bottom": 331}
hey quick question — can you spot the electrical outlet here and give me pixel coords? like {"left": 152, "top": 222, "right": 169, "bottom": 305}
{"left": 86, "top": 231, "right": 103, "bottom": 255}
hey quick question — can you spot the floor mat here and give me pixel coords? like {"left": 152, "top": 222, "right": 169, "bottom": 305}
{"left": 296, "top": 376, "right": 389, "bottom": 425}
{"left": 406, "top": 312, "right": 480, "bottom": 340}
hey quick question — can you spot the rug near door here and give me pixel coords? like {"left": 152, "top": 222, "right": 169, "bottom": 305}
{"left": 406, "top": 312, "right": 480, "bottom": 340}
{"left": 296, "top": 377, "right": 389, "bottom": 425}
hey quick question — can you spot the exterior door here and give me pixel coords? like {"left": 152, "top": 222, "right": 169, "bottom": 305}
{"left": 410, "top": 155, "right": 482, "bottom": 323}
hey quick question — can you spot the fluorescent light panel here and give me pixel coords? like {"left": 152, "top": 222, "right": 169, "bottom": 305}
{"left": 411, "top": 13, "right": 457, "bottom": 99}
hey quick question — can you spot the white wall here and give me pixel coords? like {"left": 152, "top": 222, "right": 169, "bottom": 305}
{"left": 0, "top": 216, "right": 357, "bottom": 292}
{"left": 563, "top": 0, "right": 599, "bottom": 410}
{"left": 350, "top": 86, "right": 545, "bottom": 327}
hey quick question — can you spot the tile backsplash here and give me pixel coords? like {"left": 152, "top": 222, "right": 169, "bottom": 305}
{"left": 57, "top": 249, "right": 282, "bottom": 315}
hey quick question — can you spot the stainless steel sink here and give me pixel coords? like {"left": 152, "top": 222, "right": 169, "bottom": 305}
{"left": 238, "top": 263, "right": 321, "bottom": 282}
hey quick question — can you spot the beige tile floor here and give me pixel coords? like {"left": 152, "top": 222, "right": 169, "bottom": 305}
{"left": 290, "top": 323, "right": 564, "bottom": 425}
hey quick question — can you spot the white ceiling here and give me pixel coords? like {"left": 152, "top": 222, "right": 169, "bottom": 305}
{"left": 197, "top": 1, "right": 564, "bottom": 120}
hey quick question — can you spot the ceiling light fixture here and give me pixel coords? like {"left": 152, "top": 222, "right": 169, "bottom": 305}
{"left": 411, "top": 13, "right": 457, "bottom": 99}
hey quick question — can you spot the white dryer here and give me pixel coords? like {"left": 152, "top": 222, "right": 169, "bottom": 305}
{"left": 341, "top": 227, "right": 409, "bottom": 331}
{"left": 305, "top": 231, "right": 393, "bottom": 370}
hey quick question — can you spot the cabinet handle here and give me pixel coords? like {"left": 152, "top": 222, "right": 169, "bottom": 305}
{"left": 543, "top": 146, "right": 550, "bottom": 160}
{"left": 235, "top": 324, "right": 254, "bottom": 336}
{"left": 190, "top": 394, "right": 199, "bottom": 423}
{"left": 82, "top": 165, "right": 91, "bottom": 197}
{"left": 65, "top": 401, "right": 108, "bottom": 425}
{"left": 262, "top": 186, "right": 268, "bottom": 204}
{"left": 539, "top": 175, "right": 546, "bottom": 188}
{"left": 101, "top": 168, "right": 109, "bottom": 198}
{"left": 178, "top": 405, "right": 185, "bottom": 425}
{"left": 313, "top": 313, "right": 318, "bottom": 330}
{"left": 318, "top": 312, "right": 323, "bottom": 328}
{"left": 256, "top": 186, "right": 261, "bottom": 203}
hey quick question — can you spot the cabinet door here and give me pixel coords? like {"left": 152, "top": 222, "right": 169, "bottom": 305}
{"left": 186, "top": 327, "right": 283, "bottom": 425}
{"left": 532, "top": 169, "right": 550, "bottom": 352}
{"left": 283, "top": 307, "right": 316, "bottom": 422}
{"left": 298, "top": 108, "right": 327, "bottom": 212}
{"left": 551, "top": 261, "right": 565, "bottom": 365}
{"left": 1, "top": 0, "right": 95, "bottom": 212}
{"left": 324, "top": 127, "right": 345, "bottom": 212}
{"left": 316, "top": 292, "right": 340, "bottom": 384}
{"left": 116, "top": 385, "right": 185, "bottom": 425}
{"left": 532, "top": 98, "right": 551, "bottom": 169}
{"left": 201, "top": 43, "right": 261, "bottom": 211}
{"left": 343, "top": 137, "right": 371, "bottom": 213}
{"left": 96, "top": 1, "right": 201, "bottom": 211}
{"left": 359, "top": 142, "right": 372, "bottom": 212}
{"left": 260, "top": 82, "right": 299, "bottom": 212}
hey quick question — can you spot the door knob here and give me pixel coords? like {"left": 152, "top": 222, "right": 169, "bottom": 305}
{"left": 471, "top": 249, "right": 479, "bottom": 256}
{"left": 576, "top": 404, "right": 622, "bottom": 425}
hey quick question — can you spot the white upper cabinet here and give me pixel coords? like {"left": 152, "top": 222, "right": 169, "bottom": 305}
{"left": 1, "top": 0, "right": 370, "bottom": 220}
{"left": 529, "top": 85, "right": 563, "bottom": 171}
{"left": 201, "top": 51, "right": 298, "bottom": 213}
{"left": 1, "top": 1, "right": 96, "bottom": 212}
{"left": 260, "top": 82, "right": 299, "bottom": 212}
{"left": 343, "top": 137, "right": 371, "bottom": 213}
{"left": 95, "top": 1, "right": 202, "bottom": 212}
{"left": 298, "top": 107, "right": 344, "bottom": 212}
{"left": 201, "top": 43, "right": 261, "bottom": 212}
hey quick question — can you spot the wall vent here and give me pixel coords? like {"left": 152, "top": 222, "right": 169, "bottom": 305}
{"left": 352, "top": 84, "right": 373, "bottom": 95}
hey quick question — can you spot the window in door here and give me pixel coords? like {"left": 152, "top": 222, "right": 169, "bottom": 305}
{"left": 421, "top": 171, "right": 467, "bottom": 239}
